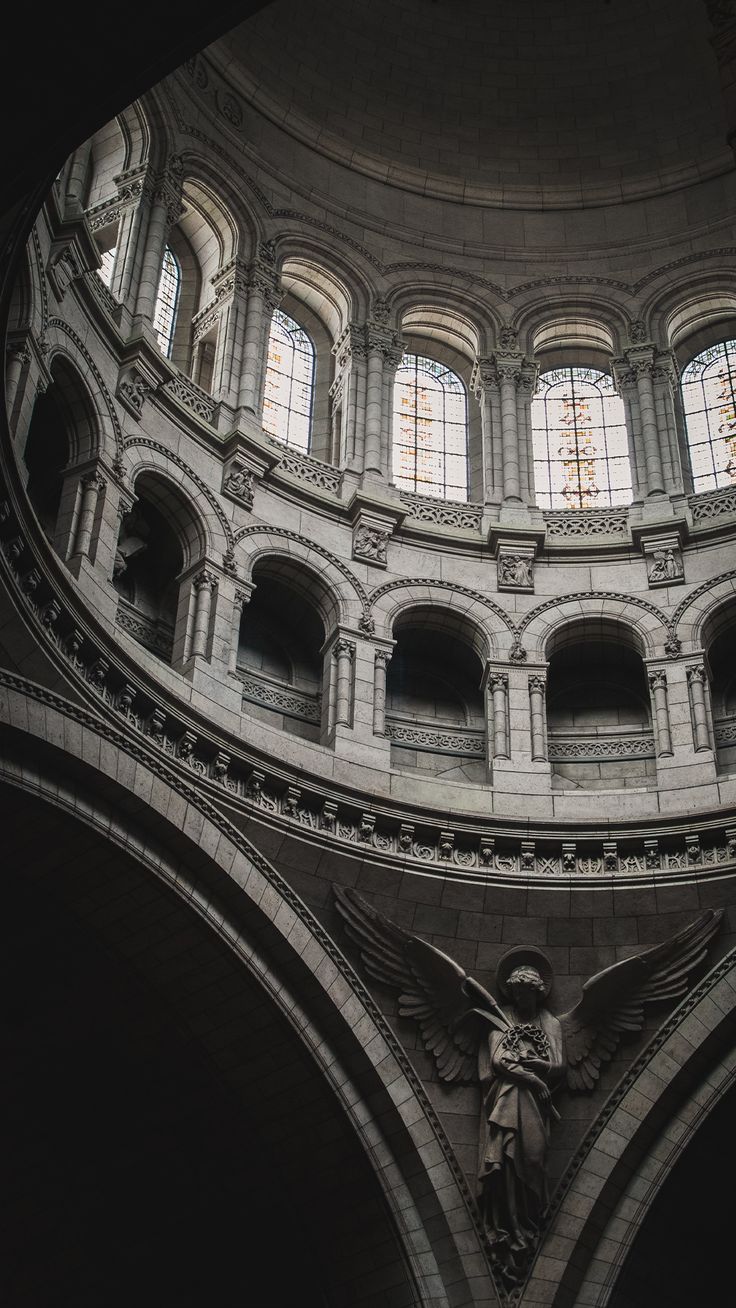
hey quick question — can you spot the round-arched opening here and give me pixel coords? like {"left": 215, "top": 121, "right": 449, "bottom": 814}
{"left": 386, "top": 608, "right": 486, "bottom": 782}
{"left": 703, "top": 601, "right": 736, "bottom": 775}
{"left": 0, "top": 783, "right": 418, "bottom": 1308}
{"left": 546, "top": 620, "right": 654, "bottom": 791}
{"left": 23, "top": 359, "right": 99, "bottom": 549}
{"left": 609, "top": 1078, "right": 736, "bottom": 1307}
{"left": 237, "top": 563, "right": 327, "bottom": 742}
{"left": 113, "top": 473, "right": 197, "bottom": 664}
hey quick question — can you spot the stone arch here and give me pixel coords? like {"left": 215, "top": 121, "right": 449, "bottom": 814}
{"left": 387, "top": 282, "right": 498, "bottom": 356}
{"left": 641, "top": 261, "right": 736, "bottom": 354}
{"left": 234, "top": 525, "right": 368, "bottom": 632}
{"left": 126, "top": 468, "right": 207, "bottom": 575}
{"left": 180, "top": 150, "right": 261, "bottom": 259}
{"left": 369, "top": 579, "right": 512, "bottom": 656}
{"left": 513, "top": 293, "right": 630, "bottom": 361}
{"left": 525, "top": 945, "right": 736, "bottom": 1308}
{"left": 518, "top": 593, "right": 670, "bottom": 663}
{"left": 273, "top": 233, "right": 373, "bottom": 325}
{"left": 672, "top": 571, "right": 736, "bottom": 651}
{"left": 44, "top": 321, "right": 122, "bottom": 466}
{"left": 122, "top": 437, "right": 233, "bottom": 562}
{"left": 0, "top": 677, "right": 496, "bottom": 1308}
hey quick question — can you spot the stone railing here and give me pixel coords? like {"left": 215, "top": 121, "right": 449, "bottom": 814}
{"left": 162, "top": 372, "right": 216, "bottom": 423}
{"left": 689, "top": 485, "right": 736, "bottom": 523}
{"left": 234, "top": 667, "right": 321, "bottom": 723}
{"left": 115, "top": 598, "right": 174, "bottom": 660}
{"left": 548, "top": 729, "right": 655, "bottom": 761}
{"left": 269, "top": 441, "right": 342, "bottom": 493}
{"left": 543, "top": 507, "right": 630, "bottom": 539}
{"left": 398, "top": 490, "right": 483, "bottom": 531}
{"left": 715, "top": 714, "right": 736, "bottom": 745}
{"left": 86, "top": 270, "right": 120, "bottom": 317}
{"left": 386, "top": 716, "right": 486, "bottom": 756}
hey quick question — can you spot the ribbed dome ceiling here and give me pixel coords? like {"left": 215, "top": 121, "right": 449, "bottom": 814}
{"left": 211, "top": 0, "right": 732, "bottom": 208}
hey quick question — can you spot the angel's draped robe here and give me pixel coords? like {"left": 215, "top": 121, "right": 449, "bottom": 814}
{"left": 478, "top": 1008, "right": 565, "bottom": 1238}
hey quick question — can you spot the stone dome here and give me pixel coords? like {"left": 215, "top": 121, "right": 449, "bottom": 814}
{"left": 212, "top": 0, "right": 731, "bottom": 207}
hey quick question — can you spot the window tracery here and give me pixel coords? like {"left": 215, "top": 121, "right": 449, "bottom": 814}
{"left": 262, "top": 309, "right": 315, "bottom": 452}
{"left": 681, "top": 340, "right": 736, "bottom": 493}
{"left": 531, "top": 366, "right": 632, "bottom": 510}
{"left": 152, "top": 246, "right": 181, "bottom": 359}
{"left": 392, "top": 354, "right": 468, "bottom": 501}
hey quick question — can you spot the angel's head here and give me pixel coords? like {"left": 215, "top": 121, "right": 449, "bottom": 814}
{"left": 506, "top": 966, "right": 546, "bottom": 1010}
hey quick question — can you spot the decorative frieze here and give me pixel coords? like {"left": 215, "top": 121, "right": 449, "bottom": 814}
{"left": 163, "top": 374, "right": 216, "bottom": 423}
{"left": 544, "top": 509, "right": 630, "bottom": 539}
{"left": 385, "top": 720, "right": 486, "bottom": 756}
{"left": 548, "top": 733, "right": 656, "bottom": 761}
{"left": 398, "top": 490, "right": 483, "bottom": 532}
{"left": 235, "top": 671, "right": 321, "bottom": 724}
{"left": 690, "top": 486, "right": 736, "bottom": 522}
{"left": 275, "top": 448, "right": 341, "bottom": 493}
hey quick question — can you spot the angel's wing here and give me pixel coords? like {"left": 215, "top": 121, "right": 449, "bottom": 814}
{"left": 560, "top": 909, "right": 723, "bottom": 1091}
{"left": 334, "top": 885, "right": 508, "bottom": 1081}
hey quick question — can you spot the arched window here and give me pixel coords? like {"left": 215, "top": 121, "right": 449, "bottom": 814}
{"left": 531, "top": 366, "right": 632, "bottom": 510}
{"left": 152, "top": 246, "right": 181, "bottom": 359}
{"left": 392, "top": 354, "right": 468, "bottom": 501}
{"left": 681, "top": 340, "right": 736, "bottom": 493}
{"left": 262, "top": 309, "right": 315, "bottom": 452}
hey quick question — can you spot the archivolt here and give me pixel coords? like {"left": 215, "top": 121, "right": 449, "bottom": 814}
{"left": 670, "top": 570, "right": 736, "bottom": 649}
{"left": 527, "top": 945, "right": 736, "bottom": 1308}
{"left": 46, "top": 318, "right": 124, "bottom": 466}
{"left": 123, "top": 437, "right": 233, "bottom": 560}
{"left": 368, "top": 577, "right": 513, "bottom": 655}
{"left": 0, "top": 675, "right": 496, "bottom": 1308}
{"left": 518, "top": 592, "right": 670, "bottom": 661}
{"left": 234, "top": 525, "right": 369, "bottom": 628}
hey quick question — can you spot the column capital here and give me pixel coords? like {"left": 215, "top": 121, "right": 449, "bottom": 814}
{"left": 648, "top": 668, "right": 668, "bottom": 691}
{"left": 528, "top": 674, "right": 546, "bottom": 694}
{"left": 192, "top": 569, "right": 219, "bottom": 593}
{"left": 686, "top": 663, "right": 707, "bottom": 685}
{"left": 470, "top": 355, "right": 498, "bottom": 398}
{"left": 334, "top": 637, "right": 356, "bottom": 661}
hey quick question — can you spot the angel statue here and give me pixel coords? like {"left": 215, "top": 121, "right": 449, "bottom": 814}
{"left": 334, "top": 887, "right": 722, "bottom": 1284}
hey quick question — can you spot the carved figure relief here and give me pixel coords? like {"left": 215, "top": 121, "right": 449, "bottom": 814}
{"left": 497, "top": 551, "right": 534, "bottom": 591}
{"left": 222, "top": 465, "right": 255, "bottom": 509}
{"left": 647, "top": 546, "right": 684, "bottom": 586}
{"left": 352, "top": 524, "right": 389, "bottom": 566}
{"left": 335, "top": 887, "right": 722, "bottom": 1290}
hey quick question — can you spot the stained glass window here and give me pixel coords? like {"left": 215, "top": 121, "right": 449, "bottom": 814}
{"left": 531, "top": 366, "right": 632, "bottom": 510}
{"left": 152, "top": 246, "right": 181, "bottom": 359}
{"left": 681, "top": 340, "right": 736, "bottom": 493}
{"left": 99, "top": 247, "right": 116, "bottom": 288}
{"left": 392, "top": 354, "right": 468, "bottom": 501}
{"left": 262, "top": 309, "right": 315, "bottom": 452}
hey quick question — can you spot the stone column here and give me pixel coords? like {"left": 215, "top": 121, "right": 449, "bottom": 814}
{"left": 471, "top": 356, "right": 501, "bottom": 501}
{"left": 488, "top": 672, "right": 510, "bottom": 759}
{"left": 64, "top": 139, "right": 92, "bottom": 212}
{"left": 496, "top": 357, "right": 522, "bottom": 502}
{"left": 134, "top": 161, "right": 184, "bottom": 323}
{"left": 237, "top": 245, "right": 281, "bottom": 415}
{"left": 373, "top": 648, "right": 392, "bottom": 735}
{"left": 361, "top": 304, "right": 401, "bottom": 479}
{"left": 528, "top": 674, "right": 547, "bottom": 761}
{"left": 109, "top": 166, "right": 151, "bottom": 306}
{"left": 189, "top": 570, "right": 218, "bottom": 660}
{"left": 5, "top": 337, "right": 31, "bottom": 419}
{"left": 687, "top": 664, "right": 712, "bottom": 752}
{"left": 71, "top": 471, "right": 105, "bottom": 559}
{"left": 334, "top": 637, "right": 356, "bottom": 727}
{"left": 332, "top": 325, "right": 367, "bottom": 470}
{"left": 228, "top": 585, "right": 252, "bottom": 674}
{"left": 207, "top": 259, "right": 249, "bottom": 408}
{"left": 615, "top": 344, "right": 666, "bottom": 497}
{"left": 649, "top": 669, "right": 673, "bottom": 757}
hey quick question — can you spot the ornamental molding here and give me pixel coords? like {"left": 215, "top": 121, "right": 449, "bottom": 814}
{"left": 385, "top": 719, "right": 486, "bottom": 756}
{"left": 162, "top": 372, "right": 216, "bottom": 423}
{"left": 115, "top": 599, "right": 173, "bottom": 659}
{"left": 272, "top": 446, "right": 342, "bottom": 494}
{"left": 543, "top": 508, "right": 630, "bottom": 538}
{"left": 689, "top": 486, "right": 736, "bottom": 522}
{"left": 517, "top": 588, "right": 670, "bottom": 644}
{"left": 2, "top": 510, "right": 736, "bottom": 884}
{"left": 715, "top": 715, "right": 736, "bottom": 743}
{"left": 670, "top": 567, "right": 736, "bottom": 637}
{"left": 398, "top": 490, "right": 483, "bottom": 532}
{"left": 548, "top": 732, "right": 656, "bottom": 761}
{"left": 235, "top": 671, "right": 321, "bottom": 723}
{"left": 368, "top": 577, "right": 515, "bottom": 641}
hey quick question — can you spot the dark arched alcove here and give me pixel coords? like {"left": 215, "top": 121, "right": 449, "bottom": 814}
{"left": 0, "top": 784, "right": 416, "bottom": 1308}
{"left": 236, "top": 566, "right": 326, "bottom": 741}
{"left": 609, "top": 1079, "right": 736, "bottom": 1307}
{"left": 23, "top": 385, "right": 69, "bottom": 539}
